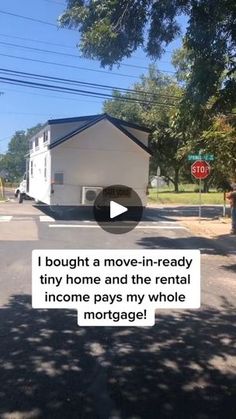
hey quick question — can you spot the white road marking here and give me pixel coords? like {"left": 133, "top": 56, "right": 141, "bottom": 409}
{"left": 0, "top": 216, "right": 13, "bottom": 222}
{"left": 75, "top": 220, "right": 175, "bottom": 225}
{"left": 14, "top": 217, "right": 34, "bottom": 220}
{"left": 136, "top": 225, "right": 187, "bottom": 229}
{"left": 49, "top": 224, "right": 187, "bottom": 230}
{"left": 0, "top": 215, "right": 56, "bottom": 222}
{"left": 39, "top": 215, "right": 55, "bottom": 222}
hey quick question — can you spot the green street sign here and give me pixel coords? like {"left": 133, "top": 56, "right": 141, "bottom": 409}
{"left": 187, "top": 154, "right": 214, "bottom": 161}
{"left": 188, "top": 155, "right": 200, "bottom": 161}
{"left": 203, "top": 154, "right": 214, "bottom": 161}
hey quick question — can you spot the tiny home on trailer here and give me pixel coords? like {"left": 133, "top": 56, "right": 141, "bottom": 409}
{"left": 26, "top": 113, "right": 151, "bottom": 207}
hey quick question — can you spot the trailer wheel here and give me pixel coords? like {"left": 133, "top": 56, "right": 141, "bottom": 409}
{"left": 19, "top": 193, "right": 24, "bottom": 203}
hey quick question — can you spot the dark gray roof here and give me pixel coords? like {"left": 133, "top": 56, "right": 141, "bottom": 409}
{"left": 48, "top": 113, "right": 152, "bottom": 155}
{"left": 48, "top": 113, "right": 152, "bottom": 133}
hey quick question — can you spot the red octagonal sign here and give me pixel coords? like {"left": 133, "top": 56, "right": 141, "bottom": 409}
{"left": 191, "top": 160, "right": 211, "bottom": 180}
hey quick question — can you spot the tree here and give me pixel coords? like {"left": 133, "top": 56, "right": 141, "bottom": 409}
{"left": 172, "top": 47, "right": 236, "bottom": 188}
{"left": 0, "top": 124, "right": 42, "bottom": 181}
{"left": 203, "top": 115, "right": 236, "bottom": 186}
{"left": 59, "top": 0, "right": 236, "bottom": 111}
{"left": 103, "top": 67, "right": 188, "bottom": 192}
{"left": 0, "top": 131, "right": 28, "bottom": 180}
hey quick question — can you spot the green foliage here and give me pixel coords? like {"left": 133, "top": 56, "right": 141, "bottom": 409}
{"left": 103, "top": 64, "right": 235, "bottom": 190}
{"left": 60, "top": 0, "right": 236, "bottom": 111}
{"left": 202, "top": 115, "right": 236, "bottom": 184}
{"left": 60, "top": 0, "right": 150, "bottom": 67}
{"left": 104, "top": 91, "right": 143, "bottom": 124}
{"left": 104, "top": 67, "right": 189, "bottom": 191}
{"left": 172, "top": 47, "right": 192, "bottom": 83}
{"left": 0, "top": 124, "right": 42, "bottom": 181}
{"left": 0, "top": 131, "right": 28, "bottom": 180}
{"left": 183, "top": 0, "right": 236, "bottom": 112}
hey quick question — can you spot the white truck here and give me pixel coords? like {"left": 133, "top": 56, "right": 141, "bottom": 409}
{"left": 15, "top": 173, "right": 27, "bottom": 203}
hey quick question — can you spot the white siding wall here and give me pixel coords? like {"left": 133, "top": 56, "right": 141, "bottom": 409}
{"left": 50, "top": 119, "right": 150, "bottom": 206}
{"left": 28, "top": 150, "right": 51, "bottom": 204}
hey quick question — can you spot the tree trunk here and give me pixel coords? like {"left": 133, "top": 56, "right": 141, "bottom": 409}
{"left": 174, "top": 168, "right": 179, "bottom": 193}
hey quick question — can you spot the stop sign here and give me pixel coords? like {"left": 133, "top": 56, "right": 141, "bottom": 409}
{"left": 191, "top": 160, "right": 211, "bottom": 179}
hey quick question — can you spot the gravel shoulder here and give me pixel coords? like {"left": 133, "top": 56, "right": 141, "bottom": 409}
{"left": 179, "top": 217, "right": 232, "bottom": 238}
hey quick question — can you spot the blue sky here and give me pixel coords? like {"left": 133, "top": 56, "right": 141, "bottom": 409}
{"left": 0, "top": 0, "right": 185, "bottom": 153}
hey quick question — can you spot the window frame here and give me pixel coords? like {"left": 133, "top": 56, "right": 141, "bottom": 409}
{"left": 34, "top": 137, "right": 39, "bottom": 150}
{"left": 43, "top": 131, "right": 49, "bottom": 144}
{"left": 54, "top": 172, "right": 64, "bottom": 185}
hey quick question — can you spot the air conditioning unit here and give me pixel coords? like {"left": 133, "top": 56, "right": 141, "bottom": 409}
{"left": 81, "top": 186, "right": 103, "bottom": 205}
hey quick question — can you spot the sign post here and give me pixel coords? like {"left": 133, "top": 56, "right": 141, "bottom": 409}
{"left": 199, "top": 178, "right": 202, "bottom": 219}
{"left": 156, "top": 166, "right": 161, "bottom": 202}
{"left": 191, "top": 160, "right": 211, "bottom": 221}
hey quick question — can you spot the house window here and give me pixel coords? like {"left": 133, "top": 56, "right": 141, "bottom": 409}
{"left": 35, "top": 137, "right": 39, "bottom": 150}
{"left": 44, "top": 157, "right": 47, "bottom": 180}
{"left": 43, "top": 131, "right": 48, "bottom": 143}
{"left": 30, "top": 161, "right": 33, "bottom": 177}
{"left": 54, "top": 172, "right": 64, "bottom": 185}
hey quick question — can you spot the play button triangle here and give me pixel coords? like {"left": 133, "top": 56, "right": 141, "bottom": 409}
{"left": 110, "top": 201, "right": 128, "bottom": 219}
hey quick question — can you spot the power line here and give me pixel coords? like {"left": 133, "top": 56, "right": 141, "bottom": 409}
{"left": 0, "top": 40, "right": 176, "bottom": 74}
{"left": 0, "top": 76, "right": 175, "bottom": 106}
{"left": 0, "top": 10, "right": 176, "bottom": 65}
{"left": 0, "top": 33, "right": 174, "bottom": 63}
{"left": 0, "top": 33, "right": 77, "bottom": 50}
{"left": 1, "top": 6, "right": 174, "bottom": 55}
{"left": 0, "top": 33, "right": 174, "bottom": 70}
{"left": 0, "top": 76, "right": 176, "bottom": 106}
{"left": 2, "top": 86, "right": 102, "bottom": 103}
{"left": 0, "top": 68, "right": 180, "bottom": 100}
{"left": 0, "top": 52, "right": 140, "bottom": 79}
{"left": 0, "top": 52, "right": 176, "bottom": 83}
{"left": 0, "top": 10, "right": 58, "bottom": 27}
{"left": 0, "top": 6, "right": 177, "bottom": 80}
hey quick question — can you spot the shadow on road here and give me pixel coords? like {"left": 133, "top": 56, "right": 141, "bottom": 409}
{"left": 35, "top": 205, "right": 172, "bottom": 222}
{"left": 34, "top": 204, "right": 177, "bottom": 222}
{"left": 213, "top": 234, "right": 236, "bottom": 254}
{"left": 33, "top": 204, "right": 232, "bottom": 226}
{"left": 137, "top": 235, "right": 228, "bottom": 256}
{"left": 220, "top": 263, "right": 236, "bottom": 272}
{"left": 34, "top": 205, "right": 230, "bottom": 222}
{"left": 146, "top": 206, "right": 231, "bottom": 220}
{"left": 0, "top": 295, "right": 235, "bottom": 419}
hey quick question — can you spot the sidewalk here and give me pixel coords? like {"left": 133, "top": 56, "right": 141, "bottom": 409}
{"left": 178, "top": 216, "right": 236, "bottom": 256}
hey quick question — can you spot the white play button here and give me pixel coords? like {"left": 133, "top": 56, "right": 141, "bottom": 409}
{"left": 110, "top": 200, "right": 128, "bottom": 219}
{"left": 93, "top": 185, "right": 143, "bottom": 234}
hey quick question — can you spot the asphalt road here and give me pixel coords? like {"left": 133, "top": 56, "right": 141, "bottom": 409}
{"left": 0, "top": 196, "right": 235, "bottom": 419}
